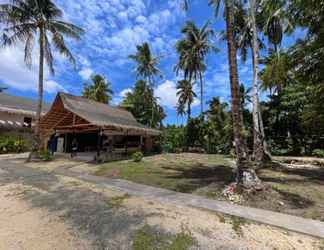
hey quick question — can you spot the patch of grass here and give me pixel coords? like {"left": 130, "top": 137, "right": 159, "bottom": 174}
{"left": 227, "top": 215, "right": 248, "bottom": 237}
{"left": 106, "top": 194, "right": 130, "bottom": 208}
{"left": 132, "top": 224, "right": 196, "bottom": 250}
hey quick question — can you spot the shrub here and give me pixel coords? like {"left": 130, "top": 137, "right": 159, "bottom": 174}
{"left": 0, "top": 136, "right": 26, "bottom": 154}
{"left": 132, "top": 151, "right": 143, "bottom": 162}
{"left": 312, "top": 149, "right": 324, "bottom": 158}
{"left": 39, "top": 150, "right": 52, "bottom": 161}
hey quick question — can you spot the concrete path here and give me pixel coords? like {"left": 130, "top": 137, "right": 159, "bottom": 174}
{"left": 1, "top": 159, "right": 324, "bottom": 239}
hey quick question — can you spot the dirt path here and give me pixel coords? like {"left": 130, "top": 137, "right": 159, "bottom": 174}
{"left": 0, "top": 159, "right": 323, "bottom": 249}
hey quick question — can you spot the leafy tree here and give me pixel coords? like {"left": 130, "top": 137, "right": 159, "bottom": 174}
{"left": 176, "top": 80, "right": 197, "bottom": 122}
{"left": 121, "top": 80, "right": 165, "bottom": 128}
{"left": 175, "top": 21, "right": 216, "bottom": 115}
{"left": 0, "top": 0, "right": 83, "bottom": 160}
{"left": 205, "top": 97, "right": 233, "bottom": 153}
{"left": 82, "top": 74, "right": 113, "bottom": 104}
{"left": 129, "top": 42, "right": 162, "bottom": 127}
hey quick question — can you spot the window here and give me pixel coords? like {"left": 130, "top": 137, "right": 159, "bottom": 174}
{"left": 23, "top": 117, "right": 32, "bottom": 128}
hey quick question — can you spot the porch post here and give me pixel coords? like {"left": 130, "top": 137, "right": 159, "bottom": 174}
{"left": 97, "top": 128, "right": 102, "bottom": 158}
{"left": 125, "top": 129, "right": 128, "bottom": 155}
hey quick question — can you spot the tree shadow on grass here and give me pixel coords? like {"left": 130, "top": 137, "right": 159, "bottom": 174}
{"left": 274, "top": 188, "right": 315, "bottom": 209}
{"left": 259, "top": 162, "right": 324, "bottom": 185}
{"left": 162, "top": 164, "right": 234, "bottom": 193}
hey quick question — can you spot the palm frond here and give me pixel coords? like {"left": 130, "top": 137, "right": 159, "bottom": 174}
{"left": 48, "top": 20, "right": 84, "bottom": 39}
{"left": 50, "top": 29, "right": 75, "bottom": 65}
{"left": 44, "top": 33, "right": 54, "bottom": 75}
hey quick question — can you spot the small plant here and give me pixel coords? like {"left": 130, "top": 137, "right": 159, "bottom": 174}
{"left": 0, "top": 136, "right": 26, "bottom": 154}
{"left": 39, "top": 150, "right": 52, "bottom": 161}
{"left": 312, "top": 149, "right": 324, "bottom": 158}
{"left": 107, "top": 194, "right": 130, "bottom": 208}
{"left": 132, "top": 224, "right": 196, "bottom": 250}
{"left": 132, "top": 151, "right": 144, "bottom": 162}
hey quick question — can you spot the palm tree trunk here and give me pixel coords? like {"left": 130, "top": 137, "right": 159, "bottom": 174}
{"left": 249, "top": 0, "right": 271, "bottom": 165}
{"left": 199, "top": 71, "right": 204, "bottom": 117}
{"left": 187, "top": 101, "right": 191, "bottom": 122}
{"left": 224, "top": 0, "right": 260, "bottom": 187}
{"left": 28, "top": 25, "right": 45, "bottom": 162}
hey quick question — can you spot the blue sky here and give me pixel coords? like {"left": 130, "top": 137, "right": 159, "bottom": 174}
{"left": 0, "top": 0, "right": 304, "bottom": 125}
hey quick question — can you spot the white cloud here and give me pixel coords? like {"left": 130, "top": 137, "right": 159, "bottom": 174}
{"left": 0, "top": 46, "right": 65, "bottom": 93}
{"left": 79, "top": 67, "right": 93, "bottom": 80}
{"left": 112, "top": 88, "right": 132, "bottom": 105}
{"left": 155, "top": 80, "right": 199, "bottom": 109}
{"left": 119, "top": 88, "right": 132, "bottom": 97}
{"left": 45, "top": 80, "right": 67, "bottom": 93}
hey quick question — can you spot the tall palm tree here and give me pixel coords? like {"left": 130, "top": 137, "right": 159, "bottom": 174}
{"left": 175, "top": 21, "right": 216, "bottom": 115}
{"left": 83, "top": 74, "right": 113, "bottom": 104}
{"left": 176, "top": 79, "right": 197, "bottom": 122}
{"left": 0, "top": 0, "right": 83, "bottom": 160}
{"left": 207, "top": 0, "right": 261, "bottom": 186}
{"left": 129, "top": 42, "right": 162, "bottom": 127}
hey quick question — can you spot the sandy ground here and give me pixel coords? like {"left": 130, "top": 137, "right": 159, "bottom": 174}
{"left": 0, "top": 158, "right": 323, "bottom": 250}
{"left": 1, "top": 155, "right": 324, "bottom": 249}
{"left": 0, "top": 183, "right": 91, "bottom": 250}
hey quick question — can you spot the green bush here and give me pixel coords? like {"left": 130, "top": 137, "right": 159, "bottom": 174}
{"left": 39, "top": 150, "right": 52, "bottom": 161}
{"left": 0, "top": 136, "right": 26, "bottom": 154}
{"left": 312, "top": 149, "right": 324, "bottom": 158}
{"left": 132, "top": 151, "right": 144, "bottom": 162}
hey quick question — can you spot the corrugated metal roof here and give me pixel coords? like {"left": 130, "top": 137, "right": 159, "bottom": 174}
{"left": 0, "top": 93, "right": 50, "bottom": 116}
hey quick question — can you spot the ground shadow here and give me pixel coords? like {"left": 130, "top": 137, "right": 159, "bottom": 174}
{"left": 162, "top": 163, "right": 234, "bottom": 193}
{"left": 0, "top": 163, "right": 148, "bottom": 249}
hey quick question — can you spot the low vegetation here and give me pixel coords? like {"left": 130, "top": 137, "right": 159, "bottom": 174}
{"left": 0, "top": 136, "right": 26, "bottom": 154}
{"left": 132, "top": 225, "right": 195, "bottom": 250}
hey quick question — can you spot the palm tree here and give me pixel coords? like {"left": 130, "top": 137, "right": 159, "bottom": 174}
{"left": 0, "top": 0, "right": 83, "bottom": 160}
{"left": 260, "top": 0, "right": 293, "bottom": 53}
{"left": 176, "top": 102, "right": 186, "bottom": 125}
{"left": 207, "top": 0, "right": 261, "bottom": 186}
{"left": 176, "top": 79, "right": 197, "bottom": 123}
{"left": 83, "top": 74, "right": 113, "bottom": 104}
{"left": 129, "top": 42, "right": 162, "bottom": 127}
{"left": 175, "top": 21, "right": 216, "bottom": 115}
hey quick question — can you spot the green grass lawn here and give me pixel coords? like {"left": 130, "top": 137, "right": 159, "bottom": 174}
{"left": 95, "top": 153, "right": 233, "bottom": 194}
{"left": 94, "top": 153, "right": 324, "bottom": 221}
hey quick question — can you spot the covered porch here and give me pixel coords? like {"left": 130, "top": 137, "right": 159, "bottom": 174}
{"left": 40, "top": 93, "right": 160, "bottom": 162}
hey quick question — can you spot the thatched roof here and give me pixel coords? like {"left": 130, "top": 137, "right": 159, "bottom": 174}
{"left": 41, "top": 92, "right": 161, "bottom": 135}
{"left": 0, "top": 93, "right": 50, "bottom": 116}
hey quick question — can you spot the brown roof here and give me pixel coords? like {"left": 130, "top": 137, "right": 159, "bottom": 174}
{"left": 48, "top": 92, "right": 160, "bottom": 135}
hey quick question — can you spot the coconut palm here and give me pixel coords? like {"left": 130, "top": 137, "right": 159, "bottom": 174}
{"left": 176, "top": 102, "right": 186, "bottom": 125}
{"left": 232, "top": 0, "right": 270, "bottom": 164}
{"left": 83, "top": 74, "right": 113, "bottom": 104}
{"left": 175, "top": 21, "right": 216, "bottom": 115}
{"left": 260, "top": 0, "right": 293, "bottom": 52}
{"left": 129, "top": 42, "right": 162, "bottom": 127}
{"left": 0, "top": 0, "right": 83, "bottom": 160}
{"left": 206, "top": 0, "right": 261, "bottom": 186}
{"left": 176, "top": 79, "right": 197, "bottom": 123}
